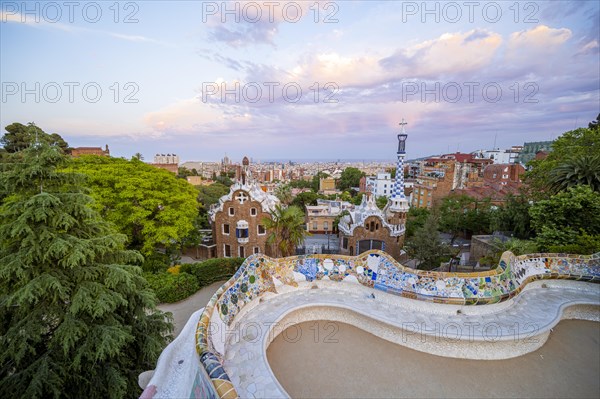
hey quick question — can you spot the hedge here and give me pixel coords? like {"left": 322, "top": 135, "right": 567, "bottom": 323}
{"left": 180, "top": 257, "right": 245, "bottom": 286}
{"left": 144, "top": 272, "right": 200, "bottom": 303}
{"left": 145, "top": 257, "right": 246, "bottom": 303}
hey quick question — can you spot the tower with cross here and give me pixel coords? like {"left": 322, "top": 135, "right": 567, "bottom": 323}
{"left": 387, "top": 119, "right": 410, "bottom": 221}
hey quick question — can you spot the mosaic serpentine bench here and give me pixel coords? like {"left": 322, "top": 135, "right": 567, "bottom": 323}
{"left": 142, "top": 250, "right": 600, "bottom": 399}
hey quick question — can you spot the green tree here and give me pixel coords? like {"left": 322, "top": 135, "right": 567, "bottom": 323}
{"left": 0, "top": 143, "right": 172, "bottom": 398}
{"left": 351, "top": 192, "right": 365, "bottom": 205}
{"left": 404, "top": 211, "right": 450, "bottom": 270}
{"left": 525, "top": 125, "right": 600, "bottom": 198}
{"left": 529, "top": 185, "right": 600, "bottom": 253}
{"left": 405, "top": 207, "right": 430, "bottom": 238}
{"left": 2, "top": 122, "right": 69, "bottom": 154}
{"left": 289, "top": 179, "right": 312, "bottom": 189}
{"left": 339, "top": 191, "right": 352, "bottom": 203}
{"left": 548, "top": 155, "right": 600, "bottom": 193}
{"left": 311, "top": 172, "right": 329, "bottom": 192}
{"left": 215, "top": 173, "right": 233, "bottom": 187}
{"left": 376, "top": 195, "right": 388, "bottom": 209}
{"left": 197, "top": 182, "right": 230, "bottom": 207}
{"left": 66, "top": 156, "right": 198, "bottom": 254}
{"left": 196, "top": 182, "right": 230, "bottom": 229}
{"left": 274, "top": 184, "right": 293, "bottom": 205}
{"left": 263, "top": 205, "right": 308, "bottom": 257}
{"left": 439, "top": 195, "right": 493, "bottom": 242}
{"left": 291, "top": 191, "right": 320, "bottom": 209}
{"left": 339, "top": 167, "right": 365, "bottom": 191}
{"left": 491, "top": 194, "right": 533, "bottom": 239}
{"left": 479, "top": 238, "right": 538, "bottom": 266}
{"left": 132, "top": 153, "right": 144, "bottom": 161}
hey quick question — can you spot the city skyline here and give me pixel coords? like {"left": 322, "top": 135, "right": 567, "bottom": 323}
{"left": 1, "top": 1, "right": 598, "bottom": 160}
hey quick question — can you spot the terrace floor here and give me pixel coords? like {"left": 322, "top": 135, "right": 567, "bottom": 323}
{"left": 267, "top": 319, "right": 600, "bottom": 398}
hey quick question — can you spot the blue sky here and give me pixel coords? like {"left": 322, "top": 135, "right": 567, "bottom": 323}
{"left": 1, "top": 1, "right": 598, "bottom": 161}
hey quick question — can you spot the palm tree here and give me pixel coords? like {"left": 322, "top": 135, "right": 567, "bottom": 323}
{"left": 274, "top": 184, "right": 293, "bottom": 205}
{"left": 262, "top": 205, "right": 308, "bottom": 257}
{"left": 549, "top": 155, "right": 600, "bottom": 193}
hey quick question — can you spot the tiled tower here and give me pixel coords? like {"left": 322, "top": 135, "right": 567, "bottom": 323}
{"left": 386, "top": 119, "right": 410, "bottom": 225}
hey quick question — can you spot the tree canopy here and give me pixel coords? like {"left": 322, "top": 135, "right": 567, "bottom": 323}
{"left": 404, "top": 211, "right": 450, "bottom": 270}
{"left": 491, "top": 194, "right": 533, "bottom": 239}
{"left": 65, "top": 156, "right": 198, "bottom": 254}
{"left": 263, "top": 205, "right": 308, "bottom": 257}
{"left": 339, "top": 167, "right": 365, "bottom": 191}
{"left": 525, "top": 125, "right": 600, "bottom": 197}
{"left": 0, "top": 143, "right": 172, "bottom": 398}
{"left": 1, "top": 122, "right": 69, "bottom": 154}
{"left": 529, "top": 185, "right": 600, "bottom": 253}
{"left": 311, "top": 171, "right": 330, "bottom": 192}
{"left": 548, "top": 154, "right": 600, "bottom": 193}
{"left": 274, "top": 184, "right": 293, "bottom": 205}
{"left": 438, "top": 195, "right": 493, "bottom": 242}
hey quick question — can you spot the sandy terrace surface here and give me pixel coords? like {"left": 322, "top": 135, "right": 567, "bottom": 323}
{"left": 267, "top": 319, "right": 600, "bottom": 398}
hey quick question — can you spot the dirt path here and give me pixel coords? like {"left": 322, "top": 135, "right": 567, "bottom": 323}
{"left": 267, "top": 319, "right": 600, "bottom": 398}
{"left": 158, "top": 281, "right": 225, "bottom": 337}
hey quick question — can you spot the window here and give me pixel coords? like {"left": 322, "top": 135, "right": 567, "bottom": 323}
{"left": 239, "top": 246, "right": 245, "bottom": 257}
{"left": 223, "top": 224, "right": 230, "bottom": 235}
{"left": 324, "top": 221, "right": 329, "bottom": 231}
{"left": 313, "top": 222, "right": 318, "bottom": 230}
{"left": 376, "top": 223, "right": 379, "bottom": 230}
{"left": 228, "top": 207, "right": 235, "bottom": 216}
{"left": 224, "top": 244, "right": 231, "bottom": 257}
{"left": 254, "top": 247, "right": 260, "bottom": 254}
{"left": 250, "top": 208, "right": 257, "bottom": 216}
{"left": 342, "top": 237, "right": 348, "bottom": 249}
{"left": 236, "top": 228, "right": 249, "bottom": 238}
{"left": 258, "top": 225, "right": 266, "bottom": 235}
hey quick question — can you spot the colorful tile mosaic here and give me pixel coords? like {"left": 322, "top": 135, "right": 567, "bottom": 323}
{"left": 192, "top": 250, "right": 600, "bottom": 398}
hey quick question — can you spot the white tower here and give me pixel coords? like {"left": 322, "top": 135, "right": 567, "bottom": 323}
{"left": 389, "top": 119, "right": 410, "bottom": 214}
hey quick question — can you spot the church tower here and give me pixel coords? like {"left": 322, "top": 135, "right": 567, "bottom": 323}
{"left": 386, "top": 119, "right": 410, "bottom": 225}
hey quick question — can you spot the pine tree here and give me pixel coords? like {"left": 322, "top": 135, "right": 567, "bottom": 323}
{"left": 405, "top": 211, "right": 450, "bottom": 270}
{"left": 0, "top": 139, "right": 172, "bottom": 398}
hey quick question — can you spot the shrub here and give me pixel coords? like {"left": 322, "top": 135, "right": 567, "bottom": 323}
{"left": 144, "top": 272, "right": 200, "bottom": 303}
{"left": 166, "top": 264, "right": 181, "bottom": 275}
{"left": 548, "top": 233, "right": 600, "bottom": 255}
{"left": 141, "top": 251, "right": 171, "bottom": 273}
{"left": 181, "top": 257, "right": 245, "bottom": 286}
{"left": 144, "top": 257, "right": 245, "bottom": 303}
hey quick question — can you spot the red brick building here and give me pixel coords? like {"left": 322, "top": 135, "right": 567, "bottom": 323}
{"left": 209, "top": 158, "right": 280, "bottom": 258}
{"left": 71, "top": 145, "right": 110, "bottom": 157}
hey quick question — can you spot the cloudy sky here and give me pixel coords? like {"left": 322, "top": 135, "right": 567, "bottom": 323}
{"left": 1, "top": 1, "right": 598, "bottom": 161}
